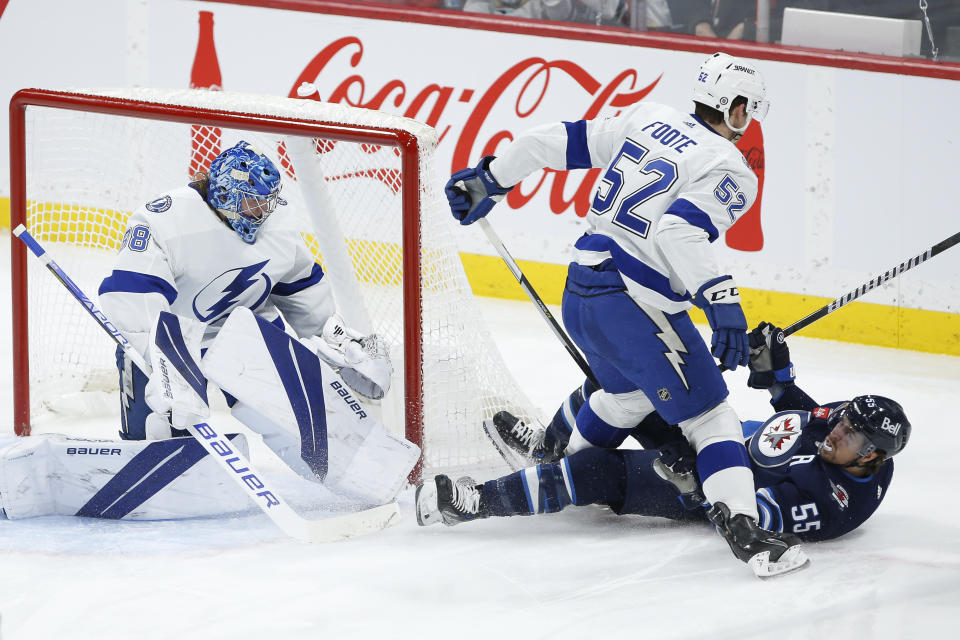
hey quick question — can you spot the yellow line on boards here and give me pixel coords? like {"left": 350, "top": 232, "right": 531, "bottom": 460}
{"left": 460, "top": 251, "right": 960, "bottom": 357}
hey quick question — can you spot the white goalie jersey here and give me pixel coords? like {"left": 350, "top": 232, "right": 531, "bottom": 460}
{"left": 490, "top": 101, "right": 758, "bottom": 313}
{"left": 98, "top": 185, "right": 336, "bottom": 357}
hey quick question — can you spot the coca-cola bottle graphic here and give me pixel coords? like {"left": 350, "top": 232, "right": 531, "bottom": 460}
{"left": 189, "top": 10, "right": 222, "bottom": 178}
{"left": 727, "top": 120, "right": 765, "bottom": 251}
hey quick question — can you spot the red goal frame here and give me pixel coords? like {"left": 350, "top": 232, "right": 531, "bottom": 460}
{"left": 8, "top": 88, "right": 426, "bottom": 475}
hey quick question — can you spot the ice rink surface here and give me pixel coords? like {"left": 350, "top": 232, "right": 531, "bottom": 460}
{"left": 1, "top": 232, "right": 959, "bottom": 639}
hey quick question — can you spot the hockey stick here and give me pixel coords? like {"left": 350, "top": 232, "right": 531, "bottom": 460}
{"left": 781, "top": 230, "right": 960, "bottom": 337}
{"left": 719, "top": 230, "right": 960, "bottom": 372}
{"left": 13, "top": 224, "right": 400, "bottom": 543}
{"left": 477, "top": 218, "right": 599, "bottom": 387}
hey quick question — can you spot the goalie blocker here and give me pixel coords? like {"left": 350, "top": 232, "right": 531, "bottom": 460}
{"left": 0, "top": 308, "right": 419, "bottom": 520}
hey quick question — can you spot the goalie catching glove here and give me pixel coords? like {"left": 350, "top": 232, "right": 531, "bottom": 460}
{"left": 305, "top": 314, "right": 392, "bottom": 400}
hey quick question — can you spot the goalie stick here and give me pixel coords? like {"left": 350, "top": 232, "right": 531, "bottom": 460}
{"left": 13, "top": 223, "right": 400, "bottom": 543}
{"left": 477, "top": 218, "right": 599, "bottom": 387}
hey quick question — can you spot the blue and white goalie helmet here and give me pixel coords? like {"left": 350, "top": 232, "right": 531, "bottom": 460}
{"left": 206, "top": 140, "right": 285, "bottom": 243}
{"left": 692, "top": 52, "right": 769, "bottom": 139}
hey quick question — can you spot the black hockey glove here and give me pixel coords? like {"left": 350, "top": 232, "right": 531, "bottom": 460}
{"left": 653, "top": 438, "right": 705, "bottom": 510}
{"left": 747, "top": 321, "right": 796, "bottom": 389}
{"left": 658, "top": 438, "right": 697, "bottom": 475}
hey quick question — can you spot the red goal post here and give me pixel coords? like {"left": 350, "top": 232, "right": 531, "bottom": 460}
{"left": 9, "top": 87, "right": 535, "bottom": 480}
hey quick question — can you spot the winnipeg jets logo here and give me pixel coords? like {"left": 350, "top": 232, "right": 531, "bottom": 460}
{"left": 193, "top": 260, "right": 272, "bottom": 322}
{"left": 756, "top": 413, "right": 802, "bottom": 458}
{"left": 644, "top": 307, "right": 690, "bottom": 391}
{"left": 830, "top": 479, "right": 849, "bottom": 509}
{"left": 762, "top": 417, "right": 798, "bottom": 450}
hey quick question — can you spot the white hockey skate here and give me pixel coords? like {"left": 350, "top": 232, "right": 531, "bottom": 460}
{"left": 415, "top": 475, "right": 488, "bottom": 527}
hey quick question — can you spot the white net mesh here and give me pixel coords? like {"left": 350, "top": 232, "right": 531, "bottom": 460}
{"left": 17, "top": 88, "right": 537, "bottom": 478}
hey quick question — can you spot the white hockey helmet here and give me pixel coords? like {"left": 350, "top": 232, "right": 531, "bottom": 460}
{"left": 692, "top": 52, "right": 768, "bottom": 139}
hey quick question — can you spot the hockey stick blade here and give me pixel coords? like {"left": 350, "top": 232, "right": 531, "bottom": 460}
{"left": 300, "top": 502, "right": 401, "bottom": 543}
{"left": 15, "top": 225, "right": 399, "bottom": 543}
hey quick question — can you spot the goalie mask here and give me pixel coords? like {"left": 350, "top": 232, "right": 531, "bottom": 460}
{"left": 206, "top": 141, "right": 286, "bottom": 244}
{"left": 692, "top": 52, "right": 769, "bottom": 140}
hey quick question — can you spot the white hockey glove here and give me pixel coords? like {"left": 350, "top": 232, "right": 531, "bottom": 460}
{"left": 145, "top": 313, "right": 210, "bottom": 430}
{"left": 306, "top": 314, "right": 393, "bottom": 400}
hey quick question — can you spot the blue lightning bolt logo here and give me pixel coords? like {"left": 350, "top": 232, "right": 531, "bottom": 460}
{"left": 645, "top": 307, "right": 691, "bottom": 392}
{"left": 192, "top": 260, "right": 272, "bottom": 322}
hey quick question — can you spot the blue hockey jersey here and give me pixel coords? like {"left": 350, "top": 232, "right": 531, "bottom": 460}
{"left": 610, "top": 384, "right": 895, "bottom": 542}
{"left": 743, "top": 388, "right": 894, "bottom": 542}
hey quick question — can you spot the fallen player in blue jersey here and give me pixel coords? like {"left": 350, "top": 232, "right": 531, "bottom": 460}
{"left": 416, "top": 324, "right": 911, "bottom": 575}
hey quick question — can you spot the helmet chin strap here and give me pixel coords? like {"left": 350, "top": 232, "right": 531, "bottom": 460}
{"left": 724, "top": 111, "right": 752, "bottom": 143}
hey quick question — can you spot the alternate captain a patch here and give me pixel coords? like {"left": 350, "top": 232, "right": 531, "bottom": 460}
{"left": 146, "top": 195, "right": 173, "bottom": 213}
{"left": 748, "top": 411, "right": 807, "bottom": 468}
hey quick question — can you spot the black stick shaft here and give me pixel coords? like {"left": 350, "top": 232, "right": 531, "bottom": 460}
{"left": 784, "top": 230, "right": 960, "bottom": 337}
{"left": 478, "top": 219, "right": 600, "bottom": 387}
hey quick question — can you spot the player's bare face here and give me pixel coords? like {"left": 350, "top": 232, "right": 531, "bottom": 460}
{"left": 239, "top": 193, "right": 279, "bottom": 221}
{"left": 819, "top": 415, "right": 867, "bottom": 465}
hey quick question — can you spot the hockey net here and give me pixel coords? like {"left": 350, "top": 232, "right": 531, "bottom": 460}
{"left": 10, "top": 88, "right": 538, "bottom": 480}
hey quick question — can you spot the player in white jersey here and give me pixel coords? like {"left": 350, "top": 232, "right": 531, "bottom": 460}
{"left": 444, "top": 53, "right": 807, "bottom": 576}
{"left": 89, "top": 141, "right": 414, "bottom": 505}
{"left": 99, "top": 140, "right": 387, "bottom": 440}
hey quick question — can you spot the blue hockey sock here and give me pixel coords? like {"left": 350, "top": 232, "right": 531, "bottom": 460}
{"left": 483, "top": 462, "right": 573, "bottom": 516}
{"left": 573, "top": 397, "right": 632, "bottom": 449}
{"left": 481, "top": 447, "right": 626, "bottom": 516}
{"left": 545, "top": 378, "right": 599, "bottom": 453}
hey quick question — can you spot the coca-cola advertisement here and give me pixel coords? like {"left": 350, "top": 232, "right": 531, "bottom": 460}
{"left": 0, "top": 0, "right": 957, "bottom": 324}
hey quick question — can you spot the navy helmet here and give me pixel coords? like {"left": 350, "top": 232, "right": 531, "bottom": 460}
{"left": 830, "top": 395, "right": 910, "bottom": 459}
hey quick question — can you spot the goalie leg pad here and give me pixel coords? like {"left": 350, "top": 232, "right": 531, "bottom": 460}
{"left": 204, "top": 307, "right": 418, "bottom": 503}
{"left": 324, "top": 420, "right": 420, "bottom": 505}
{"left": 117, "top": 345, "right": 152, "bottom": 440}
{"left": 0, "top": 434, "right": 252, "bottom": 520}
{"left": 116, "top": 345, "right": 185, "bottom": 441}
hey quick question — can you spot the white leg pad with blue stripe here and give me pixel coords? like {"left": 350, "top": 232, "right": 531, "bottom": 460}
{"left": 204, "top": 307, "right": 420, "bottom": 505}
